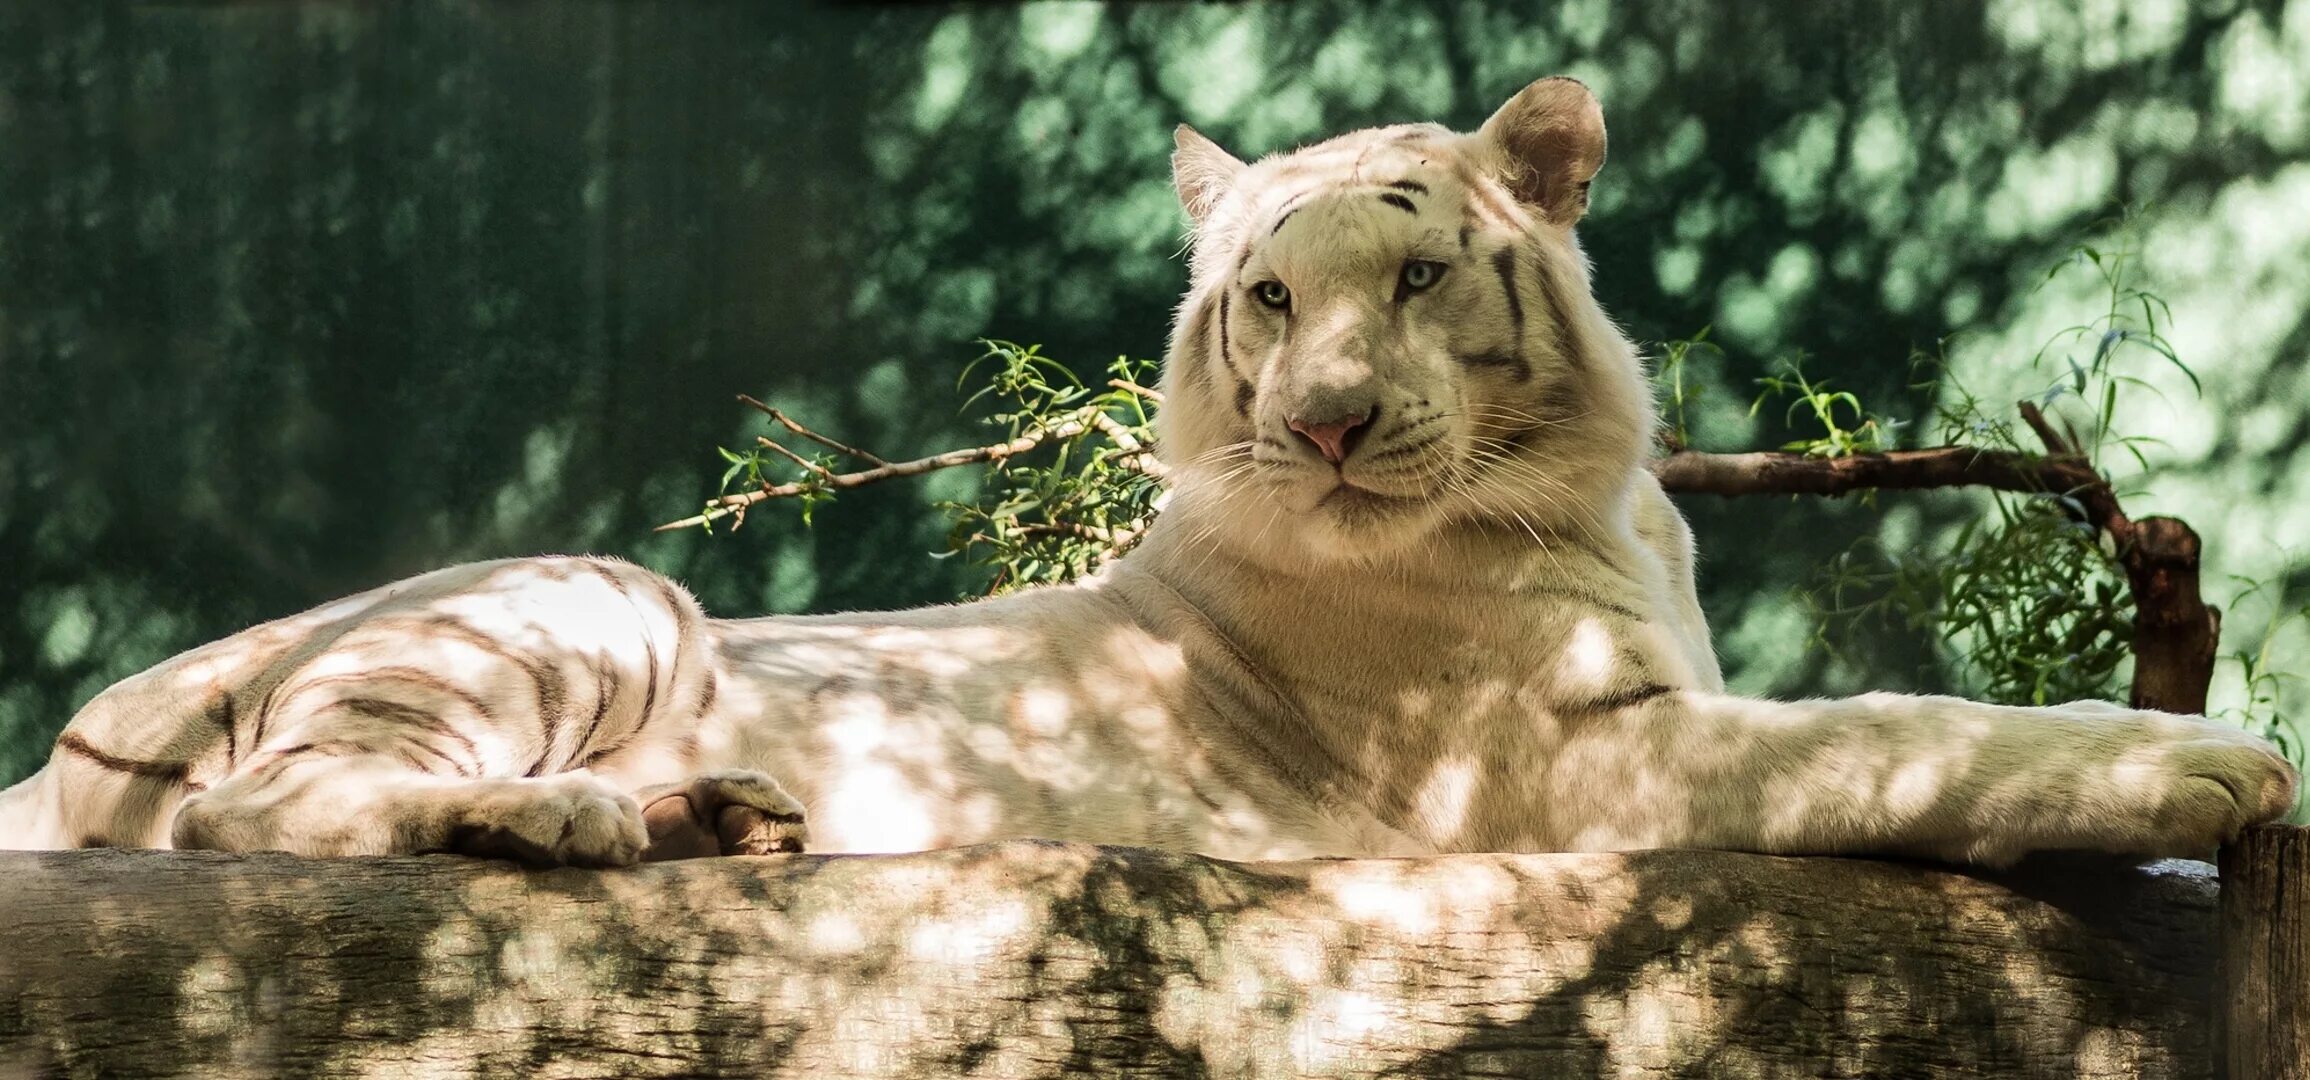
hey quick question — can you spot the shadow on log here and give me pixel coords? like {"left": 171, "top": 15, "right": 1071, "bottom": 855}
{"left": 0, "top": 843, "right": 2223, "bottom": 1078}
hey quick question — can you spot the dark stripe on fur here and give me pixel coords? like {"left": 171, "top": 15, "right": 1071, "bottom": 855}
{"left": 586, "top": 560, "right": 635, "bottom": 598}
{"left": 698, "top": 669, "right": 720, "bottom": 715}
{"left": 637, "top": 638, "right": 663, "bottom": 733}
{"left": 525, "top": 659, "right": 568, "bottom": 776}
{"left": 410, "top": 614, "right": 521, "bottom": 659}
{"left": 334, "top": 697, "right": 482, "bottom": 777}
{"left": 575, "top": 657, "right": 619, "bottom": 760}
{"left": 649, "top": 576, "right": 689, "bottom": 626}
{"left": 210, "top": 690, "right": 240, "bottom": 769}
{"left": 255, "top": 737, "right": 423, "bottom": 773}
{"left": 291, "top": 667, "right": 495, "bottom": 719}
{"left": 1176, "top": 303, "right": 1214, "bottom": 393}
{"left": 382, "top": 614, "right": 563, "bottom": 774}
{"left": 248, "top": 682, "right": 277, "bottom": 755}
{"left": 1217, "top": 290, "right": 1232, "bottom": 372}
{"left": 1387, "top": 180, "right": 1429, "bottom": 195}
{"left": 1378, "top": 192, "right": 1418, "bottom": 214}
{"left": 1456, "top": 351, "right": 1532, "bottom": 382}
{"left": 1492, "top": 247, "right": 1525, "bottom": 339}
{"left": 1517, "top": 585, "right": 1645, "bottom": 623}
{"left": 645, "top": 576, "right": 691, "bottom": 744}
{"left": 1563, "top": 682, "right": 1674, "bottom": 716}
{"left": 1234, "top": 378, "right": 1255, "bottom": 420}
{"left": 1532, "top": 255, "right": 1582, "bottom": 368}
{"left": 392, "top": 739, "right": 472, "bottom": 777}
{"left": 1450, "top": 159, "right": 1520, "bottom": 225}
{"left": 1268, "top": 192, "right": 1313, "bottom": 235}
{"left": 56, "top": 732, "right": 189, "bottom": 783}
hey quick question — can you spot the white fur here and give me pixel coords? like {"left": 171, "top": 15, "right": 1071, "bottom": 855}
{"left": 1, "top": 78, "right": 2293, "bottom": 867}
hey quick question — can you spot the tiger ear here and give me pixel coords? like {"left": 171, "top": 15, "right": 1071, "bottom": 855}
{"left": 1476, "top": 76, "right": 1606, "bottom": 226}
{"left": 1172, "top": 124, "right": 1247, "bottom": 225}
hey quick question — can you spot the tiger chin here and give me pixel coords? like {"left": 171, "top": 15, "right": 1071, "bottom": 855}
{"left": 1, "top": 76, "right": 2293, "bottom": 870}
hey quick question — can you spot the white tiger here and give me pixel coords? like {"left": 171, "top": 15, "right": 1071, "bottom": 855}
{"left": 0, "top": 76, "right": 2293, "bottom": 868}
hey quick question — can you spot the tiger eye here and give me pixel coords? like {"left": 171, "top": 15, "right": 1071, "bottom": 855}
{"left": 1400, "top": 260, "right": 1446, "bottom": 292}
{"left": 1254, "top": 280, "right": 1291, "bottom": 309}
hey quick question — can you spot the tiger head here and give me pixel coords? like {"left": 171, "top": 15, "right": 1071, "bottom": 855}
{"left": 1155, "top": 77, "right": 1654, "bottom": 564}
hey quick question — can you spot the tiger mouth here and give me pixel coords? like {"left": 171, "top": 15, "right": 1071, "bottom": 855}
{"left": 1317, "top": 480, "right": 1423, "bottom": 514}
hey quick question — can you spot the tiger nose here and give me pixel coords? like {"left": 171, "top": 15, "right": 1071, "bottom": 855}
{"left": 1287, "top": 408, "right": 1375, "bottom": 465}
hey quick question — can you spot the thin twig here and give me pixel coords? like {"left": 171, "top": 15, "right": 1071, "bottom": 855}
{"left": 738, "top": 394, "right": 891, "bottom": 467}
{"left": 756, "top": 436, "right": 834, "bottom": 480}
{"left": 1108, "top": 378, "right": 1164, "bottom": 403}
{"left": 1089, "top": 414, "right": 1169, "bottom": 479}
{"left": 2016, "top": 399, "right": 2133, "bottom": 546}
{"left": 2017, "top": 399, "right": 2073, "bottom": 456}
{"left": 656, "top": 416, "right": 1097, "bottom": 532}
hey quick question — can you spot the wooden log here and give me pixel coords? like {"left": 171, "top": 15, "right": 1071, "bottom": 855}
{"left": 0, "top": 843, "right": 2223, "bottom": 1079}
{"left": 2222, "top": 824, "right": 2310, "bottom": 1080}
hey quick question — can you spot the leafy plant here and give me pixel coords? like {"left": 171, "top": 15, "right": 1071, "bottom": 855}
{"left": 1749, "top": 351, "right": 1903, "bottom": 458}
{"left": 1775, "top": 222, "right": 2198, "bottom": 708}
{"left": 1807, "top": 496, "right": 2133, "bottom": 706}
{"left": 683, "top": 340, "right": 1163, "bottom": 595}
{"left": 2216, "top": 575, "right": 2308, "bottom": 764}
{"left": 937, "top": 342, "right": 1164, "bottom": 594}
{"left": 1654, "top": 325, "right": 1723, "bottom": 451}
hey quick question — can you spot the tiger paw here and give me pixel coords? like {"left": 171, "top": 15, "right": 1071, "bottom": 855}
{"left": 2149, "top": 733, "right": 2298, "bottom": 853}
{"left": 446, "top": 774, "right": 649, "bottom": 868}
{"left": 636, "top": 769, "right": 808, "bottom": 860}
{"left": 2052, "top": 708, "right": 2300, "bottom": 861}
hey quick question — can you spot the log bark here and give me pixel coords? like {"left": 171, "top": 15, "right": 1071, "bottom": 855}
{"left": 2221, "top": 824, "right": 2310, "bottom": 1080}
{"left": 0, "top": 843, "right": 2223, "bottom": 1079}
{"left": 2121, "top": 515, "right": 2220, "bottom": 715}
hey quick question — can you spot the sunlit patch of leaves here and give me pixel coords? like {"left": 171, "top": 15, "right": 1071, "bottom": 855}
{"left": 2216, "top": 575, "right": 2308, "bottom": 765}
{"left": 1654, "top": 325, "right": 1721, "bottom": 452}
{"left": 1750, "top": 350, "right": 1904, "bottom": 459}
{"left": 683, "top": 341, "right": 1164, "bottom": 595}
{"left": 938, "top": 341, "right": 1164, "bottom": 595}
{"left": 697, "top": 339, "right": 1163, "bottom": 595}
{"left": 712, "top": 445, "right": 837, "bottom": 527}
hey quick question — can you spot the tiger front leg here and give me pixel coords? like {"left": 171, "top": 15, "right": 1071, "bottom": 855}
{"left": 1549, "top": 690, "right": 2298, "bottom": 866}
{"left": 172, "top": 752, "right": 649, "bottom": 868}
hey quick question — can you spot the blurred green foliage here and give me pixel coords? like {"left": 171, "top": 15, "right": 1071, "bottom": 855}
{"left": 5, "top": 1, "right": 2309, "bottom": 783}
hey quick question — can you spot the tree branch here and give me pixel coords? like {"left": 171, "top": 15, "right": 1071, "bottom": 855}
{"left": 739, "top": 394, "right": 890, "bottom": 467}
{"left": 1648, "top": 446, "right": 2102, "bottom": 499}
{"left": 661, "top": 385, "right": 1166, "bottom": 534}
{"left": 657, "top": 413, "right": 1102, "bottom": 533}
{"left": 1655, "top": 403, "right": 2217, "bottom": 714}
